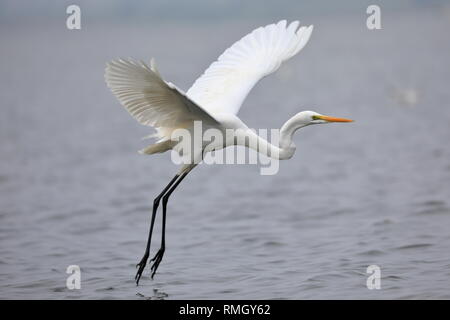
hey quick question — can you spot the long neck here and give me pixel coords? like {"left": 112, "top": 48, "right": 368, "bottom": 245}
{"left": 280, "top": 115, "right": 309, "bottom": 150}
{"left": 235, "top": 116, "right": 307, "bottom": 160}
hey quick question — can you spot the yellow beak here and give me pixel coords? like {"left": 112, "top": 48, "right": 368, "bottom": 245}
{"left": 315, "top": 115, "right": 354, "bottom": 122}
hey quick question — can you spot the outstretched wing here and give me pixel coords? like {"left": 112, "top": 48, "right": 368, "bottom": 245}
{"left": 105, "top": 58, "right": 219, "bottom": 138}
{"left": 186, "top": 20, "right": 313, "bottom": 116}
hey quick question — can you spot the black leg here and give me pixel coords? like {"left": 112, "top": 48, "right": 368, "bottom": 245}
{"left": 150, "top": 171, "right": 189, "bottom": 278}
{"left": 135, "top": 174, "right": 180, "bottom": 285}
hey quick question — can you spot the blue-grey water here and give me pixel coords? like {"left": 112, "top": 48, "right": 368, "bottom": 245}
{"left": 1, "top": 10, "right": 450, "bottom": 299}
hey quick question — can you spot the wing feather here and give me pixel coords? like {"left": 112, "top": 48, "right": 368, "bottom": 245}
{"left": 186, "top": 20, "right": 313, "bottom": 116}
{"left": 105, "top": 58, "right": 219, "bottom": 140}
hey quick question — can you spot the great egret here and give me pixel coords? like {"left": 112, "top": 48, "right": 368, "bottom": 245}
{"left": 105, "top": 20, "right": 353, "bottom": 285}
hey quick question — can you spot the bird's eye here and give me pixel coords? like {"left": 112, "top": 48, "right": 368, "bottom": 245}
{"left": 311, "top": 115, "right": 321, "bottom": 120}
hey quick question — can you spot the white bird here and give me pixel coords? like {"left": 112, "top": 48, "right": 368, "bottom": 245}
{"left": 104, "top": 20, "right": 353, "bottom": 285}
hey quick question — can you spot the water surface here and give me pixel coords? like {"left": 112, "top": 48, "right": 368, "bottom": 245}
{"left": 1, "top": 11, "right": 450, "bottom": 299}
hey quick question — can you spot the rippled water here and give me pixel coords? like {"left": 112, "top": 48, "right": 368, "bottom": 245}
{"left": 1, "top": 11, "right": 450, "bottom": 299}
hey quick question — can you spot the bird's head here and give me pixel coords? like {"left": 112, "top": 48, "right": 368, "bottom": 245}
{"left": 279, "top": 110, "right": 354, "bottom": 151}
{"left": 294, "top": 110, "right": 354, "bottom": 126}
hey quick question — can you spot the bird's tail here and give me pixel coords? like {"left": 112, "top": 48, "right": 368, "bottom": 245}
{"left": 138, "top": 140, "right": 175, "bottom": 155}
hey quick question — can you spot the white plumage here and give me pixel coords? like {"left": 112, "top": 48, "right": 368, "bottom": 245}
{"left": 105, "top": 58, "right": 219, "bottom": 148}
{"left": 105, "top": 20, "right": 355, "bottom": 284}
{"left": 187, "top": 20, "right": 313, "bottom": 115}
{"left": 105, "top": 20, "right": 313, "bottom": 149}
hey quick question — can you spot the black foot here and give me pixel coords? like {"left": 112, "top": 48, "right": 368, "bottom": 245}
{"left": 135, "top": 254, "right": 149, "bottom": 285}
{"left": 150, "top": 247, "right": 165, "bottom": 278}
